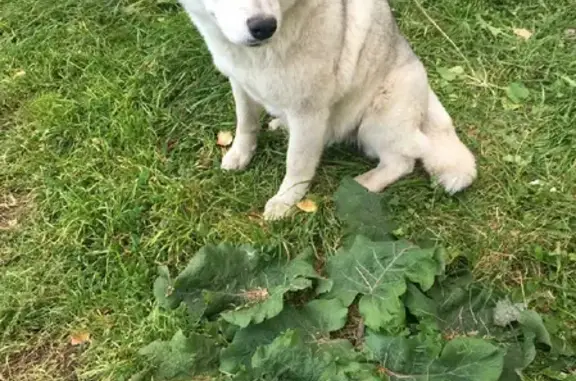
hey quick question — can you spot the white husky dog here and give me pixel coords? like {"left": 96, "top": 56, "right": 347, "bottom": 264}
{"left": 178, "top": 0, "right": 477, "bottom": 219}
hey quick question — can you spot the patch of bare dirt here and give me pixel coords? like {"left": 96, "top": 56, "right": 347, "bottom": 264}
{"left": 331, "top": 298, "right": 365, "bottom": 347}
{"left": 0, "top": 340, "right": 80, "bottom": 381}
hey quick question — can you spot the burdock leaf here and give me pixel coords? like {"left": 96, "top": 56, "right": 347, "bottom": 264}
{"left": 499, "top": 310, "right": 552, "bottom": 381}
{"left": 153, "top": 244, "right": 322, "bottom": 326}
{"left": 153, "top": 265, "right": 180, "bottom": 310}
{"left": 138, "top": 330, "right": 219, "bottom": 380}
{"left": 334, "top": 177, "right": 395, "bottom": 242}
{"left": 404, "top": 283, "right": 440, "bottom": 328}
{"left": 234, "top": 330, "right": 376, "bottom": 381}
{"left": 518, "top": 310, "right": 552, "bottom": 348}
{"left": 405, "top": 271, "right": 497, "bottom": 336}
{"left": 324, "top": 235, "right": 439, "bottom": 332}
{"left": 220, "top": 298, "right": 348, "bottom": 374}
{"left": 221, "top": 290, "right": 285, "bottom": 328}
{"left": 404, "top": 274, "right": 553, "bottom": 381}
{"left": 365, "top": 332, "right": 505, "bottom": 381}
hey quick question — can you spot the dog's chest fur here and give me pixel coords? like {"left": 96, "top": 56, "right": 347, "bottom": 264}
{"left": 213, "top": 45, "right": 333, "bottom": 115}
{"left": 181, "top": 1, "right": 345, "bottom": 113}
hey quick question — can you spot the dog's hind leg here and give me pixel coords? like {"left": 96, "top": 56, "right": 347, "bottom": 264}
{"left": 268, "top": 118, "right": 287, "bottom": 131}
{"left": 356, "top": 61, "right": 431, "bottom": 192}
{"left": 357, "top": 59, "right": 476, "bottom": 194}
{"left": 354, "top": 153, "right": 415, "bottom": 193}
{"left": 221, "top": 79, "right": 263, "bottom": 171}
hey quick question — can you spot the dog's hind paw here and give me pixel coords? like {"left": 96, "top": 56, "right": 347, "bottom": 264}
{"left": 268, "top": 118, "right": 286, "bottom": 131}
{"left": 422, "top": 134, "right": 477, "bottom": 194}
{"left": 436, "top": 170, "right": 476, "bottom": 194}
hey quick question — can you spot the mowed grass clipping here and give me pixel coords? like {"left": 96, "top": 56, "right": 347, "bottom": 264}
{"left": 0, "top": 0, "right": 575, "bottom": 379}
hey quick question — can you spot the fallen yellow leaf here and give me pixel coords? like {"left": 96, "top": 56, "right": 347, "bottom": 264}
{"left": 70, "top": 331, "right": 91, "bottom": 346}
{"left": 13, "top": 70, "right": 26, "bottom": 78}
{"left": 513, "top": 28, "right": 533, "bottom": 40}
{"left": 216, "top": 131, "right": 234, "bottom": 147}
{"left": 296, "top": 199, "right": 318, "bottom": 213}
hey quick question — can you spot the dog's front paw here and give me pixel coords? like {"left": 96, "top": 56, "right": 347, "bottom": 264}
{"left": 221, "top": 147, "right": 254, "bottom": 171}
{"left": 263, "top": 196, "right": 294, "bottom": 220}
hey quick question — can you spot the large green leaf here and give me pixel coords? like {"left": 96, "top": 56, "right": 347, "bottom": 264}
{"left": 404, "top": 274, "right": 552, "bottom": 381}
{"left": 153, "top": 244, "right": 322, "bottom": 326}
{"left": 404, "top": 273, "right": 496, "bottom": 334}
{"left": 499, "top": 310, "right": 552, "bottom": 381}
{"left": 220, "top": 298, "right": 348, "bottom": 374}
{"left": 334, "top": 177, "right": 396, "bottom": 242}
{"left": 324, "top": 235, "right": 441, "bottom": 332}
{"left": 365, "top": 331, "right": 505, "bottom": 381}
{"left": 234, "top": 330, "right": 378, "bottom": 381}
{"left": 138, "top": 330, "right": 220, "bottom": 380}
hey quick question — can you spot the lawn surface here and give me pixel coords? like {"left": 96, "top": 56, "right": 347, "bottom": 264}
{"left": 1, "top": 0, "right": 575, "bottom": 379}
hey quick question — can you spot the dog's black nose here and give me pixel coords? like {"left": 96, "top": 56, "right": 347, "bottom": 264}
{"left": 247, "top": 16, "right": 277, "bottom": 41}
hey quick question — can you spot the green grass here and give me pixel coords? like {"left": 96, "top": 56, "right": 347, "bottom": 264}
{"left": 0, "top": 0, "right": 575, "bottom": 379}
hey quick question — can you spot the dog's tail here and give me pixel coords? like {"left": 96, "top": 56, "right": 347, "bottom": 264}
{"left": 420, "top": 87, "right": 477, "bottom": 193}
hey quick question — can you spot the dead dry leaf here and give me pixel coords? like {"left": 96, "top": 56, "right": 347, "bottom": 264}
{"left": 247, "top": 211, "right": 267, "bottom": 228}
{"left": 241, "top": 287, "right": 270, "bottom": 302}
{"left": 513, "top": 28, "right": 533, "bottom": 40}
{"left": 216, "top": 131, "right": 234, "bottom": 147}
{"left": 69, "top": 331, "right": 91, "bottom": 346}
{"left": 296, "top": 199, "right": 318, "bottom": 213}
{"left": 248, "top": 211, "right": 262, "bottom": 220}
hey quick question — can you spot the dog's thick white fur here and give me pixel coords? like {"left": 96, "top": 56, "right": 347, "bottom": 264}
{"left": 178, "top": 0, "right": 477, "bottom": 220}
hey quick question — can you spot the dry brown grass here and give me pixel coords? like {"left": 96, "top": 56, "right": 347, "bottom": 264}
{"left": 0, "top": 192, "right": 31, "bottom": 232}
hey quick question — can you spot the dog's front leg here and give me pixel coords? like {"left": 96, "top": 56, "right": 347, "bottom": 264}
{"left": 221, "top": 79, "right": 262, "bottom": 171}
{"left": 263, "top": 110, "right": 329, "bottom": 220}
